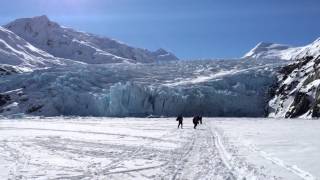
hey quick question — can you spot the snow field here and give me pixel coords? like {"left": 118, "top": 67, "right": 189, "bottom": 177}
{"left": 2, "top": 118, "right": 317, "bottom": 179}
{"left": 213, "top": 118, "right": 320, "bottom": 180}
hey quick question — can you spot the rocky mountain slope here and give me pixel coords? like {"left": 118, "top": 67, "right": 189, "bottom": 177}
{"left": 5, "top": 15, "right": 178, "bottom": 64}
{"left": 244, "top": 38, "right": 320, "bottom": 60}
{"left": 243, "top": 38, "right": 320, "bottom": 118}
{"left": 268, "top": 55, "right": 320, "bottom": 118}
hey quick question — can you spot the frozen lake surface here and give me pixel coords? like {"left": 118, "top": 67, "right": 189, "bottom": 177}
{"left": 0, "top": 117, "right": 319, "bottom": 180}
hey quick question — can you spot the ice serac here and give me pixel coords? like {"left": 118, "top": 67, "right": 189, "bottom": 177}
{"left": 0, "top": 59, "right": 282, "bottom": 117}
{"left": 267, "top": 55, "right": 320, "bottom": 118}
{"left": 5, "top": 15, "right": 179, "bottom": 64}
{"left": 244, "top": 38, "right": 320, "bottom": 60}
{"left": 0, "top": 26, "right": 73, "bottom": 72}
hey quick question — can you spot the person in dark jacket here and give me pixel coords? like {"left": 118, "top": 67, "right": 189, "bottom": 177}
{"left": 198, "top": 116, "right": 203, "bottom": 124}
{"left": 193, "top": 116, "right": 199, "bottom": 129}
{"left": 176, "top": 114, "right": 183, "bottom": 129}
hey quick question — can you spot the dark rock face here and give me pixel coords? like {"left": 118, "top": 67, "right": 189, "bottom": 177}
{"left": 268, "top": 55, "right": 320, "bottom": 118}
{"left": 279, "top": 56, "right": 314, "bottom": 76}
{"left": 0, "top": 94, "right": 11, "bottom": 106}
{"left": 0, "top": 89, "right": 32, "bottom": 115}
{"left": 285, "top": 92, "right": 311, "bottom": 118}
{"left": 27, "top": 104, "right": 43, "bottom": 113}
{"left": 0, "top": 65, "right": 19, "bottom": 76}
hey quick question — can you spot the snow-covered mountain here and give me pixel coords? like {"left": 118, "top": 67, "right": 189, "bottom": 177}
{"left": 0, "top": 26, "right": 75, "bottom": 72}
{"left": 244, "top": 39, "right": 320, "bottom": 118}
{"left": 268, "top": 55, "right": 320, "bottom": 118}
{"left": 244, "top": 38, "right": 320, "bottom": 60}
{"left": 3, "top": 15, "right": 320, "bottom": 118}
{"left": 5, "top": 15, "right": 178, "bottom": 64}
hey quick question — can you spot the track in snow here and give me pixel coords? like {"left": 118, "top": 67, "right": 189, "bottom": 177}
{"left": 0, "top": 118, "right": 281, "bottom": 179}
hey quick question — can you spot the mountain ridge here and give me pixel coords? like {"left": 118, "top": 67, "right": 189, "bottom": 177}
{"left": 244, "top": 38, "right": 320, "bottom": 60}
{"left": 4, "top": 15, "right": 179, "bottom": 64}
{"left": 0, "top": 25, "right": 80, "bottom": 72}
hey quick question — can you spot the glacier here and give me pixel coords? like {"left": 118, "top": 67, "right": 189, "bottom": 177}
{"left": 0, "top": 59, "right": 285, "bottom": 117}
{"left": 2, "top": 15, "right": 320, "bottom": 118}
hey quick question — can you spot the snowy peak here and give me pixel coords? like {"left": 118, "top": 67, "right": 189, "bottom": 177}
{"left": 314, "top": 37, "right": 320, "bottom": 43}
{"left": 244, "top": 38, "right": 320, "bottom": 60}
{"left": 298, "top": 38, "right": 320, "bottom": 58}
{"left": 0, "top": 26, "right": 70, "bottom": 72}
{"left": 6, "top": 15, "right": 60, "bottom": 34}
{"left": 255, "top": 42, "right": 292, "bottom": 51}
{"left": 243, "top": 42, "right": 293, "bottom": 60}
{"left": 19, "top": 15, "right": 53, "bottom": 26}
{"left": 244, "top": 42, "right": 292, "bottom": 58}
{"left": 153, "top": 48, "right": 168, "bottom": 55}
{"left": 4, "top": 15, "right": 179, "bottom": 64}
{"left": 32, "top": 15, "right": 50, "bottom": 23}
{"left": 151, "top": 48, "right": 177, "bottom": 62}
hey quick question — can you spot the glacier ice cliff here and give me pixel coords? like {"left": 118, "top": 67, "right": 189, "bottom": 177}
{"left": 0, "top": 59, "right": 284, "bottom": 117}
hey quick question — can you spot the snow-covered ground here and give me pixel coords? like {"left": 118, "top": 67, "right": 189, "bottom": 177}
{"left": 0, "top": 117, "right": 319, "bottom": 180}
{"left": 212, "top": 119, "right": 320, "bottom": 180}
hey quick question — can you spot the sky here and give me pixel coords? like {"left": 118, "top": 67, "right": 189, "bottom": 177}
{"left": 0, "top": 0, "right": 319, "bottom": 60}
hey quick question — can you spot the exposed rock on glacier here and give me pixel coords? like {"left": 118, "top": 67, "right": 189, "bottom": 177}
{"left": 5, "top": 15, "right": 179, "bottom": 64}
{"left": 0, "top": 65, "right": 21, "bottom": 76}
{"left": 268, "top": 55, "right": 320, "bottom": 118}
{"left": 0, "top": 59, "right": 283, "bottom": 117}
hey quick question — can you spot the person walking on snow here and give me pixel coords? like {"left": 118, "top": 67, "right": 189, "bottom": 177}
{"left": 193, "top": 116, "right": 199, "bottom": 129}
{"left": 176, "top": 114, "right": 183, "bottom": 129}
{"left": 199, "top": 116, "right": 203, "bottom": 124}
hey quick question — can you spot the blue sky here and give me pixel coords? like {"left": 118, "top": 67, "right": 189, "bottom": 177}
{"left": 0, "top": 0, "right": 319, "bottom": 59}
